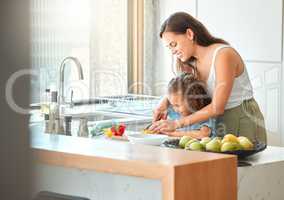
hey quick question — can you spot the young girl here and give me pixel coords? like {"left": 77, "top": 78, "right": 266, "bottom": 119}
{"left": 161, "top": 72, "right": 216, "bottom": 139}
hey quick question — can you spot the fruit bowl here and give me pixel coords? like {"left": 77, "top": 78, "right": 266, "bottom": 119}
{"left": 162, "top": 139, "right": 267, "bottom": 159}
{"left": 217, "top": 142, "right": 267, "bottom": 159}
{"left": 162, "top": 139, "right": 182, "bottom": 149}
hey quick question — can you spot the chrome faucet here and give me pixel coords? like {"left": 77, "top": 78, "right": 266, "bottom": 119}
{"left": 58, "top": 56, "right": 84, "bottom": 107}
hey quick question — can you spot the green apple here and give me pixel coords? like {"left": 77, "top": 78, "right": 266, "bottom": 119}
{"left": 238, "top": 136, "right": 254, "bottom": 150}
{"left": 200, "top": 137, "right": 211, "bottom": 148}
{"left": 187, "top": 141, "right": 204, "bottom": 151}
{"left": 179, "top": 136, "right": 193, "bottom": 148}
{"left": 205, "top": 139, "right": 221, "bottom": 152}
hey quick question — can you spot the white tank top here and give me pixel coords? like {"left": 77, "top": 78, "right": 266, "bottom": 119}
{"left": 206, "top": 45, "right": 253, "bottom": 109}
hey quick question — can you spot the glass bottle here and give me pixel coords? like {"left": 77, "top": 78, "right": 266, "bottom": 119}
{"left": 78, "top": 118, "right": 89, "bottom": 137}
{"left": 40, "top": 89, "right": 51, "bottom": 114}
{"left": 44, "top": 114, "right": 51, "bottom": 133}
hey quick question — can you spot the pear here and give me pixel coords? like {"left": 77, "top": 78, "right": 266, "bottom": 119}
{"left": 221, "top": 142, "right": 243, "bottom": 152}
{"left": 205, "top": 139, "right": 221, "bottom": 152}
{"left": 179, "top": 136, "right": 193, "bottom": 148}
{"left": 238, "top": 136, "right": 254, "bottom": 150}
{"left": 200, "top": 137, "right": 211, "bottom": 148}
{"left": 211, "top": 137, "right": 222, "bottom": 145}
{"left": 222, "top": 134, "right": 239, "bottom": 144}
{"left": 186, "top": 141, "right": 204, "bottom": 151}
{"left": 184, "top": 139, "right": 198, "bottom": 149}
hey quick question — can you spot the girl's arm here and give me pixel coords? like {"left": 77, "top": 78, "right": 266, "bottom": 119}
{"left": 151, "top": 48, "right": 238, "bottom": 132}
{"left": 163, "top": 126, "right": 211, "bottom": 139}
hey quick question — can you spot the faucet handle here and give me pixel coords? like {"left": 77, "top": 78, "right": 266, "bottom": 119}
{"left": 70, "top": 90, "right": 74, "bottom": 108}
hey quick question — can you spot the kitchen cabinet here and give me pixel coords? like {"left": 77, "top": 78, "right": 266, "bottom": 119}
{"left": 246, "top": 62, "right": 282, "bottom": 146}
{"left": 198, "top": 0, "right": 282, "bottom": 62}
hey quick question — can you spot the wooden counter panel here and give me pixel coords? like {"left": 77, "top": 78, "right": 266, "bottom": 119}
{"left": 174, "top": 157, "right": 237, "bottom": 200}
{"left": 32, "top": 149, "right": 169, "bottom": 180}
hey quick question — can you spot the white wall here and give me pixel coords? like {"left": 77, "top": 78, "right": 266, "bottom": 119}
{"left": 152, "top": 0, "right": 283, "bottom": 146}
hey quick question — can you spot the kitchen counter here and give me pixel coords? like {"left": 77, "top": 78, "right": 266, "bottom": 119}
{"left": 30, "top": 132, "right": 237, "bottom": 200}
{"left": 237, "top": 146, "right": 284, "bottom": 200}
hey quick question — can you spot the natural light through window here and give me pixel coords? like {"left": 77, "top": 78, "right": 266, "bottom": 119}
{"left": 30, "top": 0, "right": 127, "bottom": 103}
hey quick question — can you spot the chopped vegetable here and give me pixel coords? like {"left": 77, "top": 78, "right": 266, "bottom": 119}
{"left": 104, "top": 128, "right": 113, "bottom": 138}
{"left": 104, "top": 124, "right": 126, "bottom": 137}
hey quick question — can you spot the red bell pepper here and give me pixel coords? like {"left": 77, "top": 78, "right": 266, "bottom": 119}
{"left": 110, "top": 124, "right": 126, "bottom": 136}
{"left": 117, "top": 124, "right": 126, "bottom": 136}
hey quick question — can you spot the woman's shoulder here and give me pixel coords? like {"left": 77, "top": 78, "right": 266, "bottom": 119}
{"left": 212, "top": 43, "right": 243, "bottom": 71}
{"left": 212, "top": 44, "right": 241, "bottom": 60}
{"left": 203, "top": 43, "right": 238, "bottom": 65}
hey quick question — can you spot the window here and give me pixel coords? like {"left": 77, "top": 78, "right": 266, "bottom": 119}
{"left": 143, "top": 0, "right": 179, "bottom": 96}
{"left": 30, "top": 0, "right": 128, "bottom": 103}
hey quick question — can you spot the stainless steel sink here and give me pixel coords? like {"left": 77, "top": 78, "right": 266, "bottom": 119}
{"left": 67, "top": 112, "right": 124, "bottom": 121}
{"left": 64, "top": 110, "right": 152, "bottom": 133}
{"left": 29, "top": 101, "right": 153, "bottom": 136}
{"left": 29, "top": 110, "right": 151, "bottom": 137}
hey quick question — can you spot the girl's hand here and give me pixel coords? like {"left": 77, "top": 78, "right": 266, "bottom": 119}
{"left": 149, "top": 119, "right": 179, "bottom": 132}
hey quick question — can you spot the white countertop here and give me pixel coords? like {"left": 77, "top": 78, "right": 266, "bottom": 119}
{"left": 241, "top": 146, "right": 284, "bottom": 166}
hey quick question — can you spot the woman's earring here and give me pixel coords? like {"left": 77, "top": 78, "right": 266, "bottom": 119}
{"left": 191, "top": 35, "right": 195, "bottom": 43}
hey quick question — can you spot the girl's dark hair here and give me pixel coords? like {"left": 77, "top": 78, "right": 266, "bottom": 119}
{"left": 168, "top": 73, "right": 211, "bottom": 113}
{"left": 160, "top": 12, "right": 229, "bottom": 76}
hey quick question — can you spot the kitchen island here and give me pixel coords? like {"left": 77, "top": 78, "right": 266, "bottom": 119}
{"left": 30, "top": 132, "right": 237, "bottom": 200}
{"left": 238, "top": 146, "right": 284, "bottom": 200}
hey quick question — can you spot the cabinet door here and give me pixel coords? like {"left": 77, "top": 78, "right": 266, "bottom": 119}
{"left": 198, "top": 0, "right": 282, "bottom": 62}
{"left": 246, "top": 62, "right": 282, "bottom": 146}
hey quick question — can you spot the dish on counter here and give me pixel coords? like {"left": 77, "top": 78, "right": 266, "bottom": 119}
{"left": 126, "top": 132, "right": 169, "bottom": 146}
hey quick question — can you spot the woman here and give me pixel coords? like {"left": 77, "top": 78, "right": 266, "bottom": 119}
{"left": 150, "top": 12, "right": 267, "bottom": 144}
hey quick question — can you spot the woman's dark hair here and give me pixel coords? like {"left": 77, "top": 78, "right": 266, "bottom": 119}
{"left": 160, "top": 12, "right": 229, "bottom": 76}
{"left": 168, "top": 72, "right": 211, "bottom": 113}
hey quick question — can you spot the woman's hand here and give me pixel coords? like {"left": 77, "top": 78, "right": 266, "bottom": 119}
{"left": 152, "top": 96, "right": 169, "bottom": 123}
{"left": 152, "top": 108, "right": 167, "bottom": 122}
{"left": 149, "top": 119, "right": 179, "bottom": 132}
